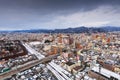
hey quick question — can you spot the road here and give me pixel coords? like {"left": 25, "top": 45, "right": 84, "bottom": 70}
{"left": 92, "top": 66, "right": 120, "bottom": 80}
{"left": 0, "top": 42, "right": 72, "bottom": 80}
{"left": 22, "top": 42, "right": 73, "bottom": 80}
{"left": 47, "top": 61, "right": 72, "bottom": 80}
{"left": 20, "top": 42, "right": 120, "bottom": 80}
{"left": 0, "top": 54, "right": 57, "bottom": 80}
{"left": 22, "top": 43, "right": 45, "bottom": 59}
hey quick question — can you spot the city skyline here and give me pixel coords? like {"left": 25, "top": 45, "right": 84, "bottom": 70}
{"left": 0, "top": 0, "right": 120, "bottom": 30}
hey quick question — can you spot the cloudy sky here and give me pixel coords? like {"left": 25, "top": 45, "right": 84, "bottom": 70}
{"left": 0, "top": 0, "right": 120, "bottom": 30}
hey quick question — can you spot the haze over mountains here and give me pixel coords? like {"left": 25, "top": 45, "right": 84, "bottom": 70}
{"left": 0, "top": 26, "right": 119, "bottom": 33}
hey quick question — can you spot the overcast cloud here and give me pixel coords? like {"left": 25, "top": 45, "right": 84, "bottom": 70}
{"left": 0, "top": 0, "right": 120, "bottom": 30}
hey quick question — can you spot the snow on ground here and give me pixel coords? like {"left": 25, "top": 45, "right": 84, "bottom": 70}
{"left": 92, "top": 66, "right": 120, "bottom": 80}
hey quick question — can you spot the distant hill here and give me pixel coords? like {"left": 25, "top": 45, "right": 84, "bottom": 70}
{"left": 53, "top": 26, "right": 106, "bottom": 33}
{"left": 100, "top": 26, "right": 120, "bottom": 32}
{"left": 0, "top": 26, "right": 120, "bottom": 33}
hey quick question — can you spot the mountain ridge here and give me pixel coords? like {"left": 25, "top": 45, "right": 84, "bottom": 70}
{"left": 0, "top": 26, "right": 120, "bottom": 33}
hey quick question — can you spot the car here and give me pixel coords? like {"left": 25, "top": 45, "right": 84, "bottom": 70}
{"left": 0, "top": 67, "right": 11, "bottom": 73}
